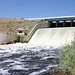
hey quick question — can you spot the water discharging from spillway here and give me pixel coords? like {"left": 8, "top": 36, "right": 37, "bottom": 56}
{"left": 0, "top": 27, "right": 75, "bottom": 75}
{"left": 29, "top": 27, "right": 75, "bottom": 46}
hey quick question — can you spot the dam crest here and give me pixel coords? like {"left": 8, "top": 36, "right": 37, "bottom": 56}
{"left": 28, "top": 16, "right": 75, "bottom": 46}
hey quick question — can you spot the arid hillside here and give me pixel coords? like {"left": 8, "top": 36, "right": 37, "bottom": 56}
{"left": 0, "top": 18, "right": 36, "bottom": 33}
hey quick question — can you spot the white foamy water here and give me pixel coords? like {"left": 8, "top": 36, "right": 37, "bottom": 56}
{"left": 1, "top": 27, "right": 75, "bottom": 75}
{"left": 29, "top": 27, "right": 75, "bottom": 46}
{"left": 0, "top": 43, "right": 60, "bottom": 75}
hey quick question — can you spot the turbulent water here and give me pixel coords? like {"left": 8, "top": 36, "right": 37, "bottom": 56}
{"left": 1, "top": 27, "right": 74, "bottom": 75}
{"left": 29, "top": 27, "right": 75, "bottom": 46}
{"left": 0, "top": 43, "right": 60, "bottom": 75}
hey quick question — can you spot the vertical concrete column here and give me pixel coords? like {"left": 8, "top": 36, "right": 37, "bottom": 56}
{"left": 48, "top": 21, "right": 52, "bottom": 27}
{"left": 63, "top": 20, "right": 66, "bottom": 27}
{"left": 20, "top": 37, "right": 24, "bottom": 42}
{"left": 71, "top": 20, "right": 73, "bottom": 27}
{"left": 56, "top": 21, "right": 59, "bottom": 27}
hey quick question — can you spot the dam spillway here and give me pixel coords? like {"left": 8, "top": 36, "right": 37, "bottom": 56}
{"left": 0, "top": 16, "right": 75, "bottom": 75}
{"left": 29, "top": 27, "right": 75, "bottom": 46}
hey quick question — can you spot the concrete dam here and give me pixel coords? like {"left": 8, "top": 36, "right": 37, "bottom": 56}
{"left": 28, "top": 16, "right": 75, "bottom": 46}
{"left": 29, "top": 27, "right": 75, "bottom": 46}
{"left": 0, "top": 16, "right": 75, "bottom": 75}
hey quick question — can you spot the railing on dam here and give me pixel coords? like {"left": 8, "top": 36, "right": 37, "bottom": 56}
{"left": 44, "top": 16, "right": 75, "bottom": 28}
{"left": 48, "top": 20, "right": 75, "bottom": 28}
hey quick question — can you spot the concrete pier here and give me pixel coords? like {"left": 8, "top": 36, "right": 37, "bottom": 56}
{"left": 71, "top": 20, "right": 73, "bottom": 27}
{"left": 63, "top": 20, "right": 65, "bottom": 27}
{"left": 56, "top": 21, "right": 59, "bottom": 27}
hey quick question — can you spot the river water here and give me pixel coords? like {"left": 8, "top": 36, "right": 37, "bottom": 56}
{"left": 0, "top": 43, "right": 60, "bottom": 75}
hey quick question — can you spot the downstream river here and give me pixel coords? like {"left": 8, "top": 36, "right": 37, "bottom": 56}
{"left": 0, "top": 43, "right": 60, "bottom": 75}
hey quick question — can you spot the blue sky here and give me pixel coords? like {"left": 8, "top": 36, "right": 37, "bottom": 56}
{"left": 0, "top": 0, "right": 75, "bottom": 19}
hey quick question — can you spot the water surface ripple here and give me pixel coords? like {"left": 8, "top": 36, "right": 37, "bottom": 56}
{"left": 0, "top": 43, "right": 60, "bottom": 75}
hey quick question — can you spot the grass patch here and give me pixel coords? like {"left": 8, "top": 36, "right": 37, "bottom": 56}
{"left": 59, "top": 39, "right": 75, "bottom": 75}
{"left": 17, "top": 21, "right": 25, "bottom": 23}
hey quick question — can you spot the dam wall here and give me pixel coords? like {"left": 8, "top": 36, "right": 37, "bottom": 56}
{"left": 24, "top": 22, "right": 49, "bottom": 42}
{"left": 29, "top": 27, "right": 75, "bottom": 46}
{"left": 27, "top": 16, "right": 75, "bottom": 46}
{"left": 24, "top": 16, "right": 75, "bottom": 43}
{"left": 0, "top": 32, "right": 17, "bottom": 44}
{"left": 1, "top": 16, "right": 75, "bottom": 45}
{"left": 0, "top": 22, "right": 49, "bottom": 44}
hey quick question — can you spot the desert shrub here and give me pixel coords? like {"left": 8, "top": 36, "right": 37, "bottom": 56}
{"left": 17, "top": 21, "right": 25, "bottom": 23}
{"left": 9, "top": 28, "right": 13, "bottom": 31}
{"left": 7, "top": 41, "right": 12, "bottom": 44}
{"left": 59, "top": 39, "right": 75, "bottom": 75}
{"left": 40, "top": 19, "right": 44, "bottom": 22}
{"left": 6, "top": 25, "right": 10, "bottom": 28}
{"left": 24, "top": 32, "right": 27, "bottom": 35}
{"left": 21, "top": 18, "right": 24, "bottom": 19}
{"left": 13, "top": 40, "right": 17, "bottom": 43}
{"left": 9, "top": 21, "right": 11, "bottom": 24}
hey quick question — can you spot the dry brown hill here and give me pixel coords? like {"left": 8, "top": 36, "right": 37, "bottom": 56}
{"left": 0, "top": 18, "right": 36, "bottom": 33}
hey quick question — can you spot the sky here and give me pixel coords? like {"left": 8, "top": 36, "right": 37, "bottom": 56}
{"left": 0, "top": 0, "right": 75, "bottom": 19}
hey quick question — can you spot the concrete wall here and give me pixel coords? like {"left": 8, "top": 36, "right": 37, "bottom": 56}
{"left": 0, "top": 21, "right": 49, "bottom": 44}
{"left": 0, "top": 32, "right": 17, "bottom": 44}
{"left": 29, "top": 27, "right": 75, "bottom": 46}
{"left": 23, "top": 22, "right": 49, "bottom": 42}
